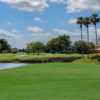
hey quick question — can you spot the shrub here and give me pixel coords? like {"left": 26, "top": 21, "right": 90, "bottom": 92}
{"left": 91, "top": 55, "right": 100, "bottom": 62}
{"left": 91, "top": 55, "right": 100, "bottom": 59}
{"left": 48, "top": 56, "right": 82, "bottom": 62}
{"left": 96, "top": 56, "right": 100, "bottom": 62}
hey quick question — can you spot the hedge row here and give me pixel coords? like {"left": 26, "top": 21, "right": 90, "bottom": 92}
{"left": 0, "top": 56, "right": 82, "bottom": 63}
{"left": 91, "top": 55, "right": 100, "bottom": 62}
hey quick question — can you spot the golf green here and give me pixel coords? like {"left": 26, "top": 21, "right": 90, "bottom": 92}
{"left": 0, "top": 63, "right": 100, "bottom": 100}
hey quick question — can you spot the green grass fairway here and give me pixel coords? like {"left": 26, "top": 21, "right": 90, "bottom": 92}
{"left": 0, "top": 63, "right": 100, "bottom": 100}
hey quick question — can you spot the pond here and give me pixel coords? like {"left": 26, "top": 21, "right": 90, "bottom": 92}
{"left": 0, "top": 63, "right": 26, "bottom": 70}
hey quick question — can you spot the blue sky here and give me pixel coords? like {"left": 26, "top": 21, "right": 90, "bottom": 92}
{"left": 0, "top": 0, "right": 100, "bottom": 48}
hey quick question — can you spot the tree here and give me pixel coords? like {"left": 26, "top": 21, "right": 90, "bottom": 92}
{"left": 11, "top": 48, "right": 18, "bottom": 54}
{"left": 74, "top": 40, "right": 95, "bottom": 54}
{"left": 90, "top": 14, "right": 100, "bottom": 47}
{"left": 26, "top": 42, "right": 45, "bottom": 55}
{"left": 0, "top": 39, "right": 11, "bottom": 53}
{"left": 47, "top": 35, "right": 71, "bottom": 53}
{"left": 83, "top": 17, "right": 91, "bottom": 44}
{"left": 77, "top": 17, "right": 83, "bottom": 41}
{"left": 83, "top": 17, "right": 91, "bottom": 56}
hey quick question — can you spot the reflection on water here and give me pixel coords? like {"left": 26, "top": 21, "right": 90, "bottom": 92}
{"left": 0, "top": 63, "right": 26, "bottom": 70}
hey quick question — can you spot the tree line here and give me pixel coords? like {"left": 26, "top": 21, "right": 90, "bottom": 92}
{"left": 26, "top": 35, "right": 95, "bottom": 55}
{"left": 0, "top": 34, "right": 96, "bottom": 54}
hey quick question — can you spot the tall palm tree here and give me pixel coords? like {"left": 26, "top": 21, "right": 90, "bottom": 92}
{"left": 77, "top": 17, "right": 83, "bottom": 41}
{"left": 90, "top": 14, "right": 100, "bottom": 47}
{"left": 83, "top": 17, "right": 91, "bottom": 44}
{"left": 83, "top": 17, "right": 91, "bottom": 56}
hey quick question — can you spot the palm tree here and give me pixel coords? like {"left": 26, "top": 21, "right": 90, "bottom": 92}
{"left": 83, "top": 17, "right": 91, "bottom": 44}
{"left": 77, "top": 17, "right": 83, "bottom": 41}
{"left": 83, "top": 17, "right": 91, "bottom": 56}
{"left": 90, "top": 14, "right": 100, "bottom": 47}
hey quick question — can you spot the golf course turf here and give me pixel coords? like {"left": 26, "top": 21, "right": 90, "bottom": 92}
{"left": 0, "top": 63, "right": 100, "bottom": 100}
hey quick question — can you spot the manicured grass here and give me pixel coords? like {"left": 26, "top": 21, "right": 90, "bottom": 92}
{"left": 0, "top": 63, "right": 100, "bottom": 100}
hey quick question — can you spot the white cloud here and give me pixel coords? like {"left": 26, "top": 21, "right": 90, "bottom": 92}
{"left": 2, "top": 0, "right": 100, "bottom": 13}
{"left": 33, "top": 17, "right": 41, "bottom": 21}
{"left": 52, "top": 27, "right": 100, "bottom": 43}
{"left": 27, "top": 26, "right": 43, "bottom": 33}
{"left": 0, "top": 0, "right": 66, "bottom": 12}
{"left": 67, "top": 0, "right": 100, "bottom": 13}
{"left": 53, "top": 28, "right": 80, "bottom": 37}
{"left": 0, "top": 0, "right": 49, "bottom": 12}
{"left": 50, "top": 0, "right": 65, "bottom": 3}
{"left": 67, "top": 18, "right": 76, "bottom": 24}
{"left": 53, "top": 28, "right": 69, "bottom": 34}
{"left": 0, "top": 29, "right": 16, "bottom": 37}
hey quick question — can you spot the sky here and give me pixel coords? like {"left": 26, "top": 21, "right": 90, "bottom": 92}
{"left": 0, "top": 0, "right": 100, "bottom": 48}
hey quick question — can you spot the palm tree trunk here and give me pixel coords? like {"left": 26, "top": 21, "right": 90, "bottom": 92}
{"left": 80, "top": 26, "right": 82, "bottom": 41}
{"left": 87, "top": 26, "right": 89, "bottom": 44}
{"left": 95, "top": 24, "right": 98, "bottom": 47}
{"left": 80, "top": 25, "right": 84, "bottom": 57}
{"left": 87, "top": 26, "right": 90, "bottom": 58}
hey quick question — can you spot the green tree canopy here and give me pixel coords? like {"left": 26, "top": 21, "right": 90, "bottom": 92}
{"left": 47, "top": 35, "right": 71, "bottom": 53}
{"left": 0, "top": 39, "right": 11, "bottom": 53}
{"left": 26, "top": 42, "right": 45, "bottom": 54}
{"left": 74, "top": 40, "right": 95, "bottom": 54}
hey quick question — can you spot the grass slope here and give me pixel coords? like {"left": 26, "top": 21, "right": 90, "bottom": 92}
{"left": 73, "top": 57, "right": 99, "bottom": 64}
{"left": 0, "top": 63, "right": 100, "bottom": 100}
